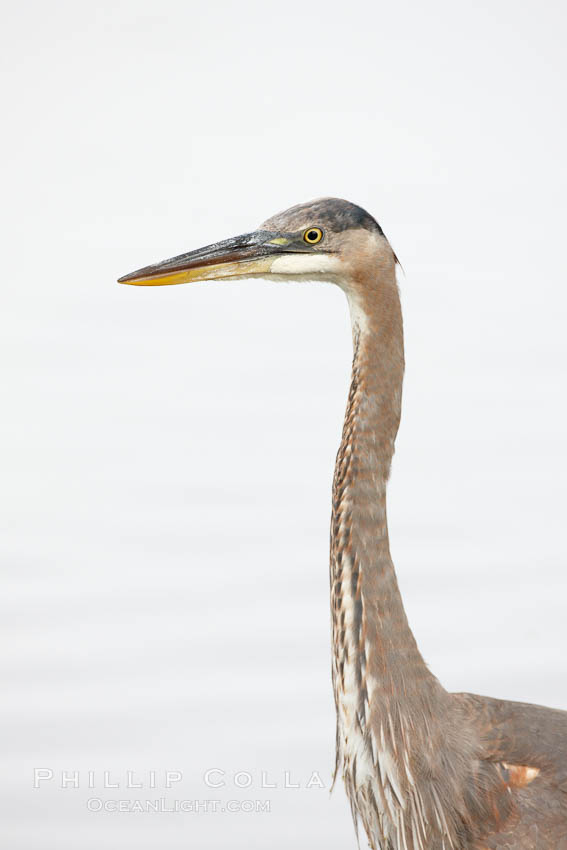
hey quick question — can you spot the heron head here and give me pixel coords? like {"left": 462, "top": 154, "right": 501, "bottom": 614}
{"left": 117, "top": 198, "right": 396, "bottom": 294}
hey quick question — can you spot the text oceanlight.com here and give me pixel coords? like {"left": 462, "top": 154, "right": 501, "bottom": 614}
{"left": 86, "top": 798, "right": 271, "bottom": 813}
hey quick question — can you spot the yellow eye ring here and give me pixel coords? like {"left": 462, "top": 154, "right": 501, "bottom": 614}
{"left": 303, "top": 227, "right": 323, "bottom": 245}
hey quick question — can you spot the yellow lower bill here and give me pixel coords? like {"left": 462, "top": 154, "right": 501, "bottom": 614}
{"left": 120, "top": 258, "right": 275, "bottom": 286}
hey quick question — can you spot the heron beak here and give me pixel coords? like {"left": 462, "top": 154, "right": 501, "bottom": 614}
{"left": 117, "top": 230, "right": 292, "bottom": 286}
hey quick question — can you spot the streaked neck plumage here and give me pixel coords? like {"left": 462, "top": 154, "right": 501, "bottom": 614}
{"left": 330, "top": 255, "right": 498, "bottom": 849}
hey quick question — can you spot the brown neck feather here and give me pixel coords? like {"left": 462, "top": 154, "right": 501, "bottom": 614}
{"left": 330, "top": 259, "right": 508, "bottom": 849}
{"left": 331, "top": 270, "right": 440, "bottom": 725}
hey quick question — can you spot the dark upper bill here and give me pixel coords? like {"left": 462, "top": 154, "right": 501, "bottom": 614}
{"left": 117, "top": 230, "right": 309, "bottom": 286}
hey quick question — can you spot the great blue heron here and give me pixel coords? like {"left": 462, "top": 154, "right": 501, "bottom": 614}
{"left": 119, "top": 198, "right": 567, "bottom": 849}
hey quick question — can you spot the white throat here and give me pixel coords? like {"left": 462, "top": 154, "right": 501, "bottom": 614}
{"left": 268, "top": 253, "right": 342, "bottom": 279}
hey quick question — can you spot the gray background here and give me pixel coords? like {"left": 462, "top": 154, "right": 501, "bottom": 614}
{"left": 1, "top": 0, "right": 566, "bottom": 847}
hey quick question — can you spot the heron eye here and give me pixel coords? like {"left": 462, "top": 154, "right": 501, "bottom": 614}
{"left": 303, "top": 227, "right": 323, "bottom": 245}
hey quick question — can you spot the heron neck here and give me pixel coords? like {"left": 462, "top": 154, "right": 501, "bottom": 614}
{"left": 331, "top": 269, "right": 504, "bottom": 850}
{"left": 331, "top": 274, "right": 443, "bottom": 767}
